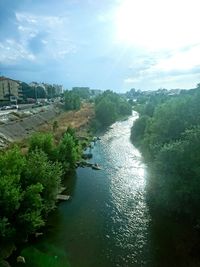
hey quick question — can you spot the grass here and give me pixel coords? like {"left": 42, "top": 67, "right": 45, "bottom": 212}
{"left": 39, "top": 103, "right": 94, "bottom": 140}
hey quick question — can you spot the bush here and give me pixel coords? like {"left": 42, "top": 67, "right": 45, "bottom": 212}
{"left": 28, "top": 133, "right": 56, "bottom": 161}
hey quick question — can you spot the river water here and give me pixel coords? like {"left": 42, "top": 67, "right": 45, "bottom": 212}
{"left": 20, "top": 112, "right": 154, "bottom": 267}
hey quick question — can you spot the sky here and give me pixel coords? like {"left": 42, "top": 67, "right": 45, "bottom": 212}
{"left": 0, "top": 0, "right": 200, "bottom": 92}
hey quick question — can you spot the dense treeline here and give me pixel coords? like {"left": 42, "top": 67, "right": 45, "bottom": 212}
{"left": 72, "top": 87, "right": 90, "bottom": 100}
{"left": 131, "top": 86, "right": 200, "bottom": 223}
{"left": 64, "top": 90, "right": 81, "bottom": 111}
{"left": 21, "top": 82, "right": 47, "bottom": 100}
{"left": 0, "top": 128, "right": 81, "bottom": 259}
{"left": 95, "top": 90, "right": 132, "bottom": 127}
{"left": 21, "top": 82, "right": 62, "bottom": 101}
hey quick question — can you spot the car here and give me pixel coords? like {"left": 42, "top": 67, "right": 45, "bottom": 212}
{"left": 1, "top": 106, "right": 11, "bottom": 110}
{"left": 11, "top": 105, "right": 18, "bottom": 109}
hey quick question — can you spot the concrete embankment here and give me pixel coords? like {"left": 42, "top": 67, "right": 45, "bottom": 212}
{"left": 0, "top": 103, "right": 94, "bottom": 148}
{"left": 0, "top": 107, "right": 60, "bottom": 148}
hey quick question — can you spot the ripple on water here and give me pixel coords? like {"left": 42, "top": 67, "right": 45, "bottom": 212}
{"left": 22, "top": 113, "right": 152, "bottom": 267}
{"left": 100, "top": 114, "right": 151, "bottom": 266}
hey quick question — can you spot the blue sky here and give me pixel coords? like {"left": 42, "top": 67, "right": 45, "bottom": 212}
{"left": 0, "top": 0, "right": 200, "bottom": 92}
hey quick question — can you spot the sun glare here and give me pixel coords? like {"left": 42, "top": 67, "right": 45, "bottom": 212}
{"left": 114, "top": 0, "right": 200, "bottom": 50}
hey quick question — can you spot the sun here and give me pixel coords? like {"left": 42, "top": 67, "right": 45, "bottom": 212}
{"left": 114, "top": 0, "right": 200, "bottom": 50}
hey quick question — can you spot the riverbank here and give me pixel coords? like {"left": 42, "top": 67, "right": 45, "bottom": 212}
{"left": 10, "top": 113, "right": 151, "bottom": 267}
{"left": 131, "top": 106, "right": 200, "bottom": 266}
{"left": 1, "top": 104, "right": 93, "bottom": 266}
{"left": 0, "top": 102, "right": 94, "bottom": 150}
{"left": 39, "top": 102, "right": 94, "bottom": 139}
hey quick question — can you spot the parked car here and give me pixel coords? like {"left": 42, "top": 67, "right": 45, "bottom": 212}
{"left": 11, "top": 105, "right": 18, "bottom": 109}
{"left": 1, "top": 106, "right": 11, "bottom": 110}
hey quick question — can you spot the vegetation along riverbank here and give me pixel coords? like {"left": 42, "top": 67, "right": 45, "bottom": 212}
{"left": 93, "top": 90, "right": 132, "bottom": 129}
{"left": 0, "top": 89, "right": 132, "bottom": 266}
{"left": 0, "top": 98, "right": 95, "bottom": 266}
{"left": 131, "top": 84, "right": 200, "bottom": 265}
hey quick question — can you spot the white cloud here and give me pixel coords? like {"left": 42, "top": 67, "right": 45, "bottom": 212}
{"left": 124, "top": 77, "right": 139, "bottom": 83}
{"left": 0, "top": 12, "right": 77, "bottom": 65}
{"left": 0, "top": 39, "right": 35, "bottom": 64}
{"left": 14, "top": 12, "right": 76, "bottom": 61}
{"left": 123, "top": 44, "right": 200, "bottom": 89}
{"left": 148, "top": 44, "right": 200, "bottom": 73}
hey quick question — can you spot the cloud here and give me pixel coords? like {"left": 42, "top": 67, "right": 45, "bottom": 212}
{"left": 1, "top": 0, "right": 200, "bottom": 91}
{"left": 0, "top": 39, "right": 35, "bottom": 64}
{"left": 0, "top": 11, "right": 77, "bottom": 65}
{"left": 123, "top": 44, "right": 200, "bottom": 89}
{"left": 124, "top": 78, "right": 139, "bottom": 84}
{"left": 149, "top": 44, "right": 200, "bottom": 73}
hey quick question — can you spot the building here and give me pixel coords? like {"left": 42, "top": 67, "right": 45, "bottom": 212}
{"left": 53, "top": 84, "right": 64, "bottom": 95}
{"left": 90, "top": 89, "right": 102, "bottom": 97}
{"left": 0, "top": 77, "right": 22, "bottom": 102}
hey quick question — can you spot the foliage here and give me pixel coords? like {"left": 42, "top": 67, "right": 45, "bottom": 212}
{"left": 95, "top": 90, "right": 132, "bottom": 127}
{"left": 95, "top": 98, "right": 117, "bottom": 126}
{"left": 17, "top": 183, "right": 44, "bottom": 234}
{"left": 0, "top": 126, "right": 81, "bottom": 252}
{"left": 131, "top": 86, "right": 200, "bottom": 223}
{"left": 57, "top": 132, "right": 80, "bottom": 170}
{"left": 0, "top": 146, "right": 26, "bottom": 176}
{"left": 72, "top": 87, "right": 90, "bottom": 99}
{"left": 21, "top": 83, "right": 47, "bottom": 99}
{"left": 0, "top": 147, "right": 63, "bottom": 245}
{"left": 64, "top": 90, "right": 81, "bottom": 111}
{"left": 131, "top": 115, "right": 150, "bottom": 145}
{"left": 149, "top": 127, "right": 200, "bottom": 220}
{"left": 0, "top": 217, "right": 14, "bottom": 240}
{"left": 28, "top": 133, "right": 56, "bottom": 161}
{"left": 23, "top": 150, "right": 63, "bottom": 214}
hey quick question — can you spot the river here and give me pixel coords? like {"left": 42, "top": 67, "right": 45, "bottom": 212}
{"left": 18, "top": 112, "right": 154, "bottom": 267}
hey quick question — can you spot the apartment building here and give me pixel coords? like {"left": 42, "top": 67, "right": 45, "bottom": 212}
{"left": 0, "top": 77, "right": 22, "bottom": 102}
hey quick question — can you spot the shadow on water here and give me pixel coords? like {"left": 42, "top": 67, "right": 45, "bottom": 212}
{"left": 147, "top": 211, "right": 200, "bottom": 267}
{"left": 9, "top": 172, "right": 78, "bottom": 267}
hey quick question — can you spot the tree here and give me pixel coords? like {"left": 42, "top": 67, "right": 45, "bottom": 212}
{"left": 72, "top": 87, "right": 90, "bottom": 99}
{"left": 95, "top": 90, "right": 132, "bottom": 127}
{"left": 131, "top": 86, "right": 200, "bottom": 223}
{"left": 95, "top": 98, "right": 117, "bottom": 126}
{"left": 64, "top": 90, "right": 81, "bottom": 111}
{"left": 23, "top": 150, "right": 63, "bottom": 214}
{"left": 0, "top": 146, "right": 26, "bottom": 177}
{"left": 57, "top": 133, "right": 80, "bottom": 170}
{"left": 28, "top": 133, "right": 56, "bottom": 161}
{"left": 131, "top": 115, "right": 150, "bottom": 145}
{"left": 17, "top": 183, "right": 44, "bottom": 234}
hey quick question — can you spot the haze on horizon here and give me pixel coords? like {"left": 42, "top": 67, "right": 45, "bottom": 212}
{"left": 0, "top": 0, "right": 200, "bottom": 92}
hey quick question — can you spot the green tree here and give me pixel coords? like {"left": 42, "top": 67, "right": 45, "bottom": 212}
{"left": 131, "top": 115, "right": 150, "bottom": 145}
{"left": 149, "top": 126, "right": 200, "bottom": 220}
{"left": 28, "top": 133, "right": 56, "bottom": 161}
{"left": 0, "top": 146, "right": 26, "bottom": 176}
{"left": 17, "top": 183, "right": 44, "bottom": 234}
{"left": 64, "top": 90, "right": 81, "bottom": 111}
{"left": 23, "top": 150, "right": 63, "bottom": 214}
{"left": 95, "top": 90, "right": 132, "bottom": 127}
{"left": 95, "top": 98, "right": 117, "bottom": 126}
{"left": 57, "top": 133, "right": 80, "bottom": 170}
{"left": 131, "top": 86, "right": 200, "bottom": 224}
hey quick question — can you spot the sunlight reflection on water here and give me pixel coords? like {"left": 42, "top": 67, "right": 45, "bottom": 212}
{"left": 100, "top": 113, "right": 151, "bottom": 266}
{"left": 25, "top": 112, "right": 152, "bottom": 267}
